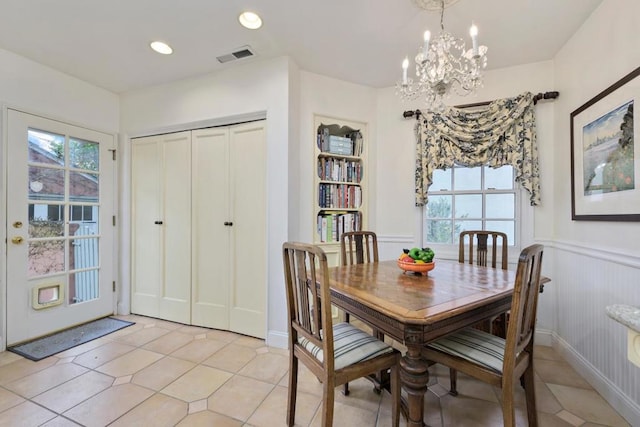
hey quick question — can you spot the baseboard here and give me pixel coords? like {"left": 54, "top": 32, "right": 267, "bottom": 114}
{"left": 267, "top": 330, "right": 288, "bottom": 349}
{"left": 551, "top": 332, "right": 640, "bottom": 426}
{"left": 535, "top": 328, "right": 553, "bottom": 346}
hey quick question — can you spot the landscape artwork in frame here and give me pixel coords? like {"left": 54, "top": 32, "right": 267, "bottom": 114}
{"left": 570, "top": 66, "right": 640, "bottom": 221}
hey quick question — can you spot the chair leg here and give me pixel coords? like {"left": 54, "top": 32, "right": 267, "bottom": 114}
{"left": 372, "top": 329, "right": 386, "bottom": 394}
{"left": 391, "top": 363, "right": 400, "bottom": 427}
{"left": 322, "top": 380, "right": 335, "bottom": 427}
{"left": 523, "top": 362, "right": 538, "bottom": 427}
{"left": 343, "top": 312, "right": 351, "bottom": 395}
{"left": 287, "top": 356, "right": 298, "bottom": 427}
{"left": 501, "top": 381, "right": 516, "bottom": 427}
{"left": 449, "top": 368, "right": 458, "bottom": 396}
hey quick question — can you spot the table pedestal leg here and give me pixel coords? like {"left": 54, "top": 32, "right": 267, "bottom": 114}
{"left": 400, "top": 344, "right": 429, "bottom": 427}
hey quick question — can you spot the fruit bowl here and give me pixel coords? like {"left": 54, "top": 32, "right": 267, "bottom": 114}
{"left": 397, "top": 259, "right": 435, "bottom": 275}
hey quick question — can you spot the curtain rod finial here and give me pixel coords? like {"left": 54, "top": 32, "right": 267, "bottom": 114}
{"left": 403, "top": 109, "right": 422, "bottom": 119}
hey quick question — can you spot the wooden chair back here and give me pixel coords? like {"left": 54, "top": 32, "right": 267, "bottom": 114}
{"left": 282, "top": 242, "right": 334, "bottom": 371}
{"left": 340, "top": 231, "right": 378, "bottom": 266}
{"left": 459, "top": 230, "right": 508, "bottom": 270}
{"left": 504, "top": 244, "right": 544, "bottom": 369}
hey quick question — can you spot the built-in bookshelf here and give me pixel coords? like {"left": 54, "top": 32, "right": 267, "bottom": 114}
{"left": 314, "top": 115, "right": 367, "bottom": 249}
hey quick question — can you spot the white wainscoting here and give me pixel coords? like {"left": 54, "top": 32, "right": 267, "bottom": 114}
{"left": 545, "top": 240, "right": 640, "bottom": 426}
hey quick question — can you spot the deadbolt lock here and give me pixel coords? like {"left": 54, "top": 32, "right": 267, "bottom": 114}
{"left": 13, "top": 221, "right": 23, "bottom": 228}
{"left": 11, "top": 236, "right": 24, "bottom": 244}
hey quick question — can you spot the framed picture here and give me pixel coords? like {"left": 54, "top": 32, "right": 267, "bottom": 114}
{"left": 570, "top": 66, "right": 640, "bottom": 221}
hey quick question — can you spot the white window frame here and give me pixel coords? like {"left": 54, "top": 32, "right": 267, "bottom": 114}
{"left": 420, "top": 165, "right": 534, "bottom": 267}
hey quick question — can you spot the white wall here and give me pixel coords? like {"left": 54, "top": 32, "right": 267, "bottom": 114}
{"left": 0, "top": 48, "right": 119, "bottom": 350}
{"left": 551, "top": 0, "right": 640, "bottom": 423}
{"left": 119, "top": 56, "right": 294, "bottom": 348}
{"left": 0, "top": 49, "right": 119, "bottom": 132}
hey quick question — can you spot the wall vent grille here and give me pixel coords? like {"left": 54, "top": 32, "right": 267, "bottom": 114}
{"left": 216, "top": 46, "right": 255, "bottom": 63}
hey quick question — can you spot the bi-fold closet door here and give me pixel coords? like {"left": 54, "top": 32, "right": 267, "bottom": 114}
{"left": 131, "top": 121, "right": 266, "bottom": 338}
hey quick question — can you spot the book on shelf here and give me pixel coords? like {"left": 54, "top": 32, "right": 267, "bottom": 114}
{"left": 318, "top": 183, "right": 362, "bottom": 209}
{"left": 317, "top": 158, "right": 361, "bottom": 183}
{"left": 317, "top": 211, "right": 362, "bottom": 243}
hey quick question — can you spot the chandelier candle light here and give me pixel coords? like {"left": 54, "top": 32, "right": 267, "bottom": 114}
{"left": 397, "top": 0, "right": 488, "bottom": 111}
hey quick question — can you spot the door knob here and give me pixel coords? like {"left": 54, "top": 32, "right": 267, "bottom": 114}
{"left": 11, "top": 236, "right": 24, "bottom": 244}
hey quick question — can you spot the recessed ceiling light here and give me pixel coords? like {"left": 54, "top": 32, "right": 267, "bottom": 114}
{"left": 150, "top": 41, "right": 173, "bottom": 55}
{"left": 238, "top": 11, "right": 262, "bottom": 30}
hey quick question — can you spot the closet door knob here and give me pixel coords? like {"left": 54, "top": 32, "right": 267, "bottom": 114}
{"left": 154, "top": 221, "right": 163, "bottom": 225}
{"left": 224, "top": 221, "right": 233, "bottom": 226}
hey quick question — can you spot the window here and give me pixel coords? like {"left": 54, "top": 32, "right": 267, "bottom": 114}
{"left": 424, "top": 165, "right": 517, "bottom": 246}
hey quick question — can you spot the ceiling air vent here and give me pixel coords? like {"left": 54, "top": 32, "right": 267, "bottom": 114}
{"left": 216, "top": 45, "right": 256, "bottom": 64}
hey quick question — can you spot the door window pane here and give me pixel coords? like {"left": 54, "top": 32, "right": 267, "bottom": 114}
{"left": 454, "top": 166, "right": 481, "bottom": 190}
{"left": 485, "top": 166, "right": 514, "bottom": 190}
{"left": 29, "top": 204, "right": 64, "bottom": 237}
{"left": 28, "top": 239, "right": 65, "bottom": 277}
{"left": 70, "top": 138, "right": 99, "bottom": 171}
{"left": 28, "top": 166, "right": 64, "bottom": 200}
{"left": 69, "top": 270, "right": 99, "bottom": 304}
{"left": 71, "top": 219, "right": 98, "bottom": 237}
{"left": 454, "top": 194, "right": 482, "bottom": 218}
{"left": 28, "top": 129, "right": 65, "bottom": 166}
{"left": 69, "top": 238, "right": 98, "bottom": 270}
{"left": 486, "top": 194, "right": 515, "bottom": 218}
{"left": 71, "top": 205, "right": 95, "bottom": 222}
{"left": 70, "top": 171, "right": 99, "bottom": 202}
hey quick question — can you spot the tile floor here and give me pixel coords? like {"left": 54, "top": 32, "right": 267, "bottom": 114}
{"left": 0, "top": 314, "right": 631, "bottom": 427}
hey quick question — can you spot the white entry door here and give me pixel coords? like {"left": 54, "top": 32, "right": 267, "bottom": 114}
{"left": 6, "top": 109, "right": 116, "bottom": 345}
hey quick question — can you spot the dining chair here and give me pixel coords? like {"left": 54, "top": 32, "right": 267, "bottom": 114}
{"left": 459, "top": 230, "right": 509, "bottom": 337}
{"left": 339, "top": 231, "right": 385, "bottom": 395}
{"left": 340, "top": 230, "right": 379, "bottom": 266}
{"left": 459, "top": 230, "right": 508, "bottom": 271}
{"left": 423, "top": 244, "right": 544, "bottom": 427}
{"left": 282, "top": 242, "right": 400, "bottom": 427}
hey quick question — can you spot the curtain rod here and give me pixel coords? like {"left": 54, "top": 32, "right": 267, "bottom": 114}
{"left": 402, "top": 91, "right": 559, "bottom": 120}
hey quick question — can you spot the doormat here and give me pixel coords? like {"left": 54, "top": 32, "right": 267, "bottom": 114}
{"left": 7, "top": 317, "right": 135, "bottom": 361}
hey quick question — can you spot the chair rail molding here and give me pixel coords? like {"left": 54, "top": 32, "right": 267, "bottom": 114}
{"left": 539, "top": 238, "right": 640, "bottom": 269}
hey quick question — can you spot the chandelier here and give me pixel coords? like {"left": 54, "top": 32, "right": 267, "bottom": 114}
{"left": 396, "top": 0, "right": 488, "bottom": 111}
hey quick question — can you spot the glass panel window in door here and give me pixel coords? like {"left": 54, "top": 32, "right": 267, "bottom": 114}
{"left": 28, "top": 129, "right": 65, "bottom": 166}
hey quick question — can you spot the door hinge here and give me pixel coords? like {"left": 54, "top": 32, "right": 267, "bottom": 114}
{"left": 112, "top": 281, "right": 116, "bottom": 292}
{"left": 112, "top": 215, "right": 116, "bottom": 226}
{"left": 108, "top": 149, "right": 116, "bottom": 161}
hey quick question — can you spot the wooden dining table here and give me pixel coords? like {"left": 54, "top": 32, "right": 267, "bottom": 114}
{"left": 325, "top": 258, "right": 518, "bottom": 427}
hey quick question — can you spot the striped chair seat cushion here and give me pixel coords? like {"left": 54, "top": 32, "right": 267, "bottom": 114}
{"left": 425, "top": 327, "right": 506, "bottom": 373}
{"left": 299, "top": 322, "right": 394, "bottom": 370}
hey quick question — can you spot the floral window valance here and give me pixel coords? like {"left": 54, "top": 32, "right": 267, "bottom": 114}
{"left": 415, "top": 91, "right": 540, "bottom": 206}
